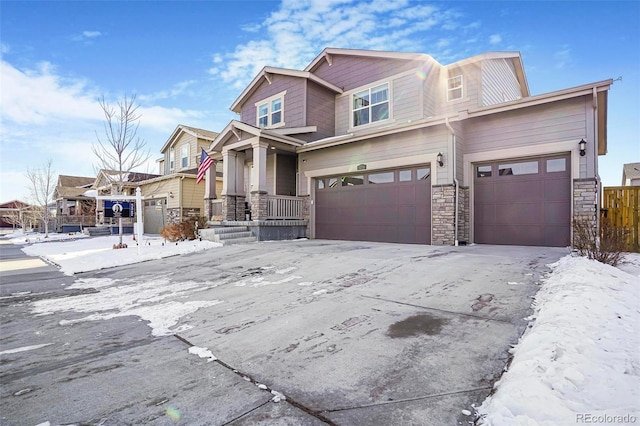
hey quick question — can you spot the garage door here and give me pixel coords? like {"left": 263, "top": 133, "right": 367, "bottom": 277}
{"left": 143, "top": 199, "right": 167, "bottom": 234}
{"left": 315, "top": 166, "right": 431, "bottom": 244}
{"left": 474, "top": 155, "right": 571, "bottom": 247}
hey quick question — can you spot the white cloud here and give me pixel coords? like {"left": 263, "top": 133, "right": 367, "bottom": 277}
{"left": 489, "top": 34, "right": 502, "bottom": 45}
{"left": 83, "top": 30, "right": 102, "bottom": 38}
{"left": 1, "top": 43, "right": 9, "bottom": 54}
{"left": 554, "top": 46, "right": 571, "bottom": 69}
{"left": 210, "top": 0, "right": 476, "bottom": 87}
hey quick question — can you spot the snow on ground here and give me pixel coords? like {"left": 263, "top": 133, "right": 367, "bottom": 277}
{"left": 8, "top": 230, "right": 89, "bottom": 244}
{"left": 32, "top": 276, "right": 224, "bottom": 336}
{"left": 20, "top": 234, "right": 222, "bottom": 275}
{"left": 476, "top": 253, "right": 640, "bottom": 426}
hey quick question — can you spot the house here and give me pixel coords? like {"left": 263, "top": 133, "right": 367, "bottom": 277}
{"left": 136, "top": 125, "right": 222, "bottom": 233}
{"left": 206, "top": 47, "right": 612, "bottom": 247}
{"left": 622, "top": 163, "right": 640, "bottom": 186}
{"left": 0, "top": 200, "right": 33, "bottom": 229}
{"left": 52, "top": 175, "right": 96, "bottom": 232}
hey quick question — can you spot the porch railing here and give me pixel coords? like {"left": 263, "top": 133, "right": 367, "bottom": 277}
{"left": 266, "top": 195, "right": 305, "bottom": 220}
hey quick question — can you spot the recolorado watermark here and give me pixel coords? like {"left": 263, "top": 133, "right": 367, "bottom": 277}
{"left": 576, "top": 413, "right": 637, "bottom": 424}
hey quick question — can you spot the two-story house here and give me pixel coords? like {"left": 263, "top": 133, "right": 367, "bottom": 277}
{"left": 207, "top": 48, "right": 611, "bottom": 247}
{"left": 137, "top": 124, "right": 222, "bottom": 233}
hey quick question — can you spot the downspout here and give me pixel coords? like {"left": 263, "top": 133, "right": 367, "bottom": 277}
{"left": 445, "top": 117, "right": 459, "bottom": 246}
{"left": 592, "top": 87, "right": 601, "bottom": 233}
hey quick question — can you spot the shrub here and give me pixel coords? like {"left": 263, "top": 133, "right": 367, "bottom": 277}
{"left": 160, "top": 218, "right": 206, "bottom": 242}
{"left": 573, "top": 218, "right": 626, "bottom": 266}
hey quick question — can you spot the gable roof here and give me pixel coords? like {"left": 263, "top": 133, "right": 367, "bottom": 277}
{"left": 93, "top": 169, "right": 161, "bottom": 189}
{"left": 0, "top": 200, "right": 30, "bottom": 209}
{"left": 623, "top": 162, "right": 640, "bottom": 184}
{"left": 230, "top": 66, "right": 343, "bottom": 114}
{"left": 446, "top": 51, "right": 530, "bottom": 97}
{"left": 304, "top": 47, "right": 434, "bottom": 73}
{"left": 209, "top": 120, "right": 305, "bottom": 154}
{"left": 160, "top": 124, "right": 220, "bottom": 153}
{"left": 58, "top": 175, "right": 95, "bottom": 188}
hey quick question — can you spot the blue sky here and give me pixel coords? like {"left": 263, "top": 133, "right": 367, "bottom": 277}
{"left": 1, "top": 0, "right": 638, "bottom": 203}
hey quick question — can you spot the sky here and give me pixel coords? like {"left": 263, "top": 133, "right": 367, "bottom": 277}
{"left": 1, "top": 0, "right": 639, "bottom": 203}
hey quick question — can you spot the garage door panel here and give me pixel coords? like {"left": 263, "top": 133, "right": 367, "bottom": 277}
{"left": 495, "top": 203, "right": 543, "bottom": 225}
{"left": 368, "top": 206, "right": 398, "bottom": 224}
{"left": 474, "top": 155, "right": 570, "bottom": 247}
{"left": 495, "top": 181, "right": 542, "bottom": 203}
{"left": 544, "top": 178, "right": 571, "bottom": 200}
{"left": 315, "top": 167, "right": 431, "bottom": 244}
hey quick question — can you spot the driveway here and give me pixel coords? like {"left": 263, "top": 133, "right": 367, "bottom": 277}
{"left": 1, "top": 240, "right": 567, "bottom": 425}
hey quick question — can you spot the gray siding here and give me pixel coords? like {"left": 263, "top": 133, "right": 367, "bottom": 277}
{"left": 423, "top": 65, "right": 441, "bottom": 118}
{"left": 276, "top": 154, "right": 297, "bottom": 196}
{"left": 440, "top": 64, "right": 481, "bottom": 116}
{"left": 299, "top": 126, "right": 449, "bottom": 195}
{"left": 465, "top": 97, "right": 588, "bottom": 154}
{"left": 313, "top": 56, "right": 425, "bottom": 92}
{"left": 393, "top": 73, "right": 423, "bottom": 123}
{"left": 240, "top": 74, "right": 306, "bottom": 128}
{"left": 482, "top": 59, "right": 522, "bottom": 106}
{"left": 306, "top": 80, "right": 335, "bottom": 140}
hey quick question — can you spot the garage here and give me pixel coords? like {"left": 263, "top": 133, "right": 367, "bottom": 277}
{"left": 143, "top": 199, "right": 167, "bottom": 234}
{"left": 474, "top": 154, "right": 571, "bottom": 247}
{"left": 315, "top": 166, "right": 431, "bottom": 244}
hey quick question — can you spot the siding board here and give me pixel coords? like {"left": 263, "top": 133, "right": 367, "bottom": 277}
{"left": 482, "top": 59, "right": 522, "bottom": 106}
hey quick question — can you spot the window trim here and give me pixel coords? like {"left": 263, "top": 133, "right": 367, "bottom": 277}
{"left": 447, "top": 75, "right": 463, "bottom": 101}
{"left": 351, "top": 82, "right": 391, "bottom": 129}
{"left": 255, "top": 90, "right": 286, "bottom": 129}
{"left": 169, "top": 149, "right": 175, "bottom": 171}
{"left": 180, "top": 144, "right": 189, "bottom": 169}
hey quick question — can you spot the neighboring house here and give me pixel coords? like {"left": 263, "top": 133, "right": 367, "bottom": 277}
{"left": 92, "top": 170, "right": 160, "bottom": 230}
{"left": 137, "top": 124, "right": 221, "bottom": 233}
{"left": 622, "top": 162, "right": 640, "bottom": 186}
{"left": 52, "top": 175, "right": 96, "bottom": 232}
{"left": 0, "top": 200, "right": 34, "bottom": 229}
{"left": 207, "top": 47, "right": 611, "bottom": 247}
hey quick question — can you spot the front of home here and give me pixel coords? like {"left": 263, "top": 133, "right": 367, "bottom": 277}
{"left": 207, "top": 48, "right": 611, "bottom": 247}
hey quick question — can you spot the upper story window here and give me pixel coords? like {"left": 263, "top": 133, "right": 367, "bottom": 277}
{"left": 353, "top": 83, "right": 389, "bottom": 127}
{"left": 255, "top": 90, "right": 286, "bottom": 128}
{"left": 169, "top": 149, "right": 175, "bottom": 171}
{"left": 447, "top": 75, "right": 463, "bottom": 101}
{"left": 180, "top": 144, "right": 189, "bottom": 169}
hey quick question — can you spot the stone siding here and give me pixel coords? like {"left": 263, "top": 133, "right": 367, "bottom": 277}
{"left": 432, "top": 185, "right": 456, "bottom": 245}
{"left": 250, "top": 192, "right": 268, "bottom": 220}
{"left": 222, "top": 195, "right": 237, "bottom": 221}
{"left": 458, "top": 186, "right": 470, "bottom": 244}
{"left": 573, "top": 178, "right": 598, "bottom": 245}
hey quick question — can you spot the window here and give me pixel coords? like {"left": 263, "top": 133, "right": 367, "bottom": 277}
{"left": 499, "top": 161, "right": 538, "bottom": 176}
{"left": 341, "top": 175, "right": 364, "bottom": 186}
{"left": 352, "top": 83, "right": 389, "bottom": 127}
{"left": 255, "top": 91, "right": 286, "bottom": 128}
{"left": 169, "top": 149, "right": 175, "bottom": 171}
{"left": 368, "top": 172, "right": 394, "bottom": 184}
{"left": 417, "top": 168, "right": 431, "bottom": 180}
{"left": 181, "top": 144, "right": 189, "bottom": 169}
{"left": 447, "top": 75, "right": 463, "bottom": 101}
{"left": 547, "top": 158, "right": 566, "bottom": 173}
{"left": 317, "top": 179, "right": 325, "bottom": 190}
{"left": 399, "top": 170, "right": 412, "bottom": 182}
{"left": 477, "top": 165, "right": 491, "bottom": 178}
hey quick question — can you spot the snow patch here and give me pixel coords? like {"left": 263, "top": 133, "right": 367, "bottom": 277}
{"left": 271, "top": 390, "right": 286, "bottom": 403}
{"left": 188, "top": 346, "right": 217, "bottom": 362}
{"left": 0, "top": 343, "right": 53, "bottom": 355}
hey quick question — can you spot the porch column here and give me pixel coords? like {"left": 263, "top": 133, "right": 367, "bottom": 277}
{"left": 221, "top": 150, "right": 237, "bottom": 221}
{"left": 251, "top": 141, "right": 269, "bottom": 194}
{"left": 203, "top": 163, "right": 216, "bottom": 220}
{"left": 251, "top": 141, "right": 269, "bottom": 220}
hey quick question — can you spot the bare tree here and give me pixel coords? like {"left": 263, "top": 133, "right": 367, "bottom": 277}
{"left": 93, "top": 94, "right": 150, "bottom": 246}
{"left": 26, "top": 159, "right": 56, "bottom": 238}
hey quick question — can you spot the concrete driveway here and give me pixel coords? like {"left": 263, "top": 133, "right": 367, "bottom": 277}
{"left": 139, "top": 240, "right": 566, "bottom": 425}
{"left": 1, "top": 239, "right": 567, "bottom": 425}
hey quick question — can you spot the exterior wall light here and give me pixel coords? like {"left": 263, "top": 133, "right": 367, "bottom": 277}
{"left": 579, "top": 139, "right": 587, "bottom": 156}
{"left": 437, "top": 152, "right": 444, "bottom": 167}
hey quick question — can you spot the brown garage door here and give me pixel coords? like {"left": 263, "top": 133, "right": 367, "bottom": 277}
{"left": 474, "top": 155, "right": 571, "bottom": 247}
{"left": 315, "top": 166, "right": 431, "bottom": 244}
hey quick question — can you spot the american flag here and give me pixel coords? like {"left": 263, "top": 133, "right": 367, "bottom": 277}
{"left": 196, "top": 147, "right": 215, "bottom": 184}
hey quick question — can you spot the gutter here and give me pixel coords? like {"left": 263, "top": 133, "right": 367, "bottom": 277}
{"left": 593, "top": 87, "right": 601, "bottom": 234}
{"left": 445, "top": 117, "right": 459, "bottom": 247}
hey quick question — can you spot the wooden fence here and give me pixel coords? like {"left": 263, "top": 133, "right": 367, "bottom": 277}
{"left": 601, "top": 186, "right": 640, "bottom": 252}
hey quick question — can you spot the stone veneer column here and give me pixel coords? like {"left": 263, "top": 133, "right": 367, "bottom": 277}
{"left": 458, "top": 187, "right": 470, "bottom": 244}
{"left": 573, "top": 178, "right": 598, "bottom": 244}
{"left": 221, "top": 195, "right": 237, "bottom": 221}
{"left": 302, "top": 195, "right": 311, "bottom": 238}
{"left": 250, "top": 192, "right": 268, "bottom": 220}
{"left": 431, "top": 185, "right": 456, "bottom": 245}
{"left": 235, "top": 195, "right": 246, "bottom": 221}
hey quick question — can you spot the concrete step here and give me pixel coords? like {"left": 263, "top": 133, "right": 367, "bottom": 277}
{"left": 199, "top": 227, "right": 257, "bottom": 246}
{"left": 87, "top": 227, "right": 111, "bottom": 236}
